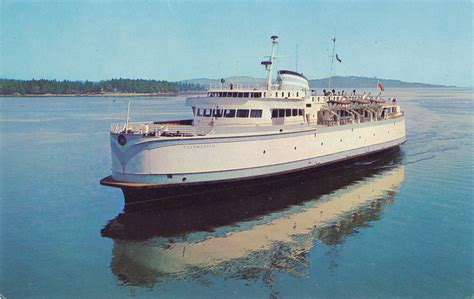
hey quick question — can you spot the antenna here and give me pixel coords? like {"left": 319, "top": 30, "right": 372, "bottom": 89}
{"left": 328, "top": 36, "right": 336, "bottom": 90}
{"left": 235, "top": 60, "right": 240, "bottom": 86}
{"left": 295, "top": 44, "right": 298, "bottom": 72}
{"left": 261, "top": 35, "right": 279, "bottom": 91}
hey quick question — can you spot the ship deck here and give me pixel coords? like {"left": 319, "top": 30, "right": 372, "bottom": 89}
{"left": 110, "top": 113, "right": 404, "bottom": 139}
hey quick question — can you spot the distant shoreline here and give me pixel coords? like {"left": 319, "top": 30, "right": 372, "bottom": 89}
{"left": 0, "top": 91, "right": 207, "bottom": 97}
{"left": 4, "top": 87, "right": 471, "bottom": 96}
{"left": 1, "top": 86, "right": 469, "bottom": 98}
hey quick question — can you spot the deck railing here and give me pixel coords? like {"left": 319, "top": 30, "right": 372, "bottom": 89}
{"left": 110, "top": 122, "right": 214, "bottom": 137}
{"left": 318, "top": 113, "right": 402, "bottom": 127}
{"left": 208, "top": 82, "right": 279, "bottom": 91}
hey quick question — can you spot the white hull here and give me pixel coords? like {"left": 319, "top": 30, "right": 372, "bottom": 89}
{"left": 110, "top": 117, "right": 405, "bottom": 185}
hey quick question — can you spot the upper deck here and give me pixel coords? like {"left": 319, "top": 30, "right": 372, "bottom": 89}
{"left": 109, "top": 36, "right": 403, "bottom": 138}
{"left": 110, "top": 91, "right": 403, "bottom": 138}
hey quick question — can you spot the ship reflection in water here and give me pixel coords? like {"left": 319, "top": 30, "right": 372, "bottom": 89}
{"left": 101, "top": 149, "right": 405, "bottom": 288}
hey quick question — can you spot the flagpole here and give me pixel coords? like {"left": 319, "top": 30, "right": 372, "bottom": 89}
{"left": 125, "top": 99, "right": 131, "bottom": 131}
{"left": 328, "top": 36, "right": 336, "bottom": 91}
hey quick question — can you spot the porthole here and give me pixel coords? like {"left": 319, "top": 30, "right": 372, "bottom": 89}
{"left": 359, "top": 136, "right": 361, "bottom": 139}
{"left": 321, "top": 142, "right": 324, "bottom": 146}
{"left": 340, "top": 139, "right": 343, "bottom": 142}
{"left": 351, "top": 128, "right": 354, "bottom": 132}
{"left": 182, "top": 177, "right": 187, "bottom": 182}
{"left": 294, "top": 146, "right": 297, "bottom": 150}
{"left": 167, "top": 174, "right": 173, "bottom": 179}
{"left": 373, "top": 133, "right": 376, "bottom": 136}
{"left": 263, "top": 150, "right": 266, "bottom": 154}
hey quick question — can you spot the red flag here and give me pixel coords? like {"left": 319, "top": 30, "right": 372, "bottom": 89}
{"left": 377, "top": 81, "right": 385, "bottom": 92}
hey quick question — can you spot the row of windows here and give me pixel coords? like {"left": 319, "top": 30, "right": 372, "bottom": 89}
{"left": 196, "top": 108, "right": 263, "bottom": 118}
{"left": 207, "top": 91, "right": 301, "bottom": 98}
{"left": 271, "top": 109, "right": 304, "bottom": 118}
{"left": 208, "top": 92, "right": 263, "bottom": 98}
{"left": 275, "top": 91, "right": 299, "bottom": 97}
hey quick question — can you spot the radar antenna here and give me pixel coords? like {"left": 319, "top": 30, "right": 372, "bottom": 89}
{"left": 261, "top": 35, "right": 279, "bottom": 91}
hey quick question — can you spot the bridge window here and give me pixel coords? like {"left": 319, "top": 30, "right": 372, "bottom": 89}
{"left": 224, "top": 109, "right": 236, "bottom": 118}
{"left": 244, "top": 92, "right": 250, "bottom": 98}
{"left": 197, "top": 108, "right": 203, "bottom": 116}
{"left": 271, "top": 108, "right": 304, "bottom": 118}
{"left": 213, "top": 109, "right": 223, "bottom": 117}
{"left": 297, "top": 92, "right": 299, "bottom": 97}
{"left": 203, "top": 109, "right": 212, "bottom": 117}
{"left": 250, "top": 109, "right": 263, "bottom": 118}
{"left": 238, "top": 92, "right": 243, "bottom": 98}
{"left": 236, "top": 109, "right": 250, "bottom": 118}
{"left": 232, "top": 92, "right": 238, "bottom": 97}
{"left": 288, "top": 92, "right": 291, "bottom": 97}
{"left": 276, "top": 92, "right": 278, "bottom": 97}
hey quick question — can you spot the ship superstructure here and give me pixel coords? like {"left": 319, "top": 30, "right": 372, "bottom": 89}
{"left": 101, "top": 36, "right": 406, "bottom": 205}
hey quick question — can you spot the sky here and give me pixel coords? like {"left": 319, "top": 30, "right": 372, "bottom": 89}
{"left": 1, "top": 0, "right": 472, "bottom": 86}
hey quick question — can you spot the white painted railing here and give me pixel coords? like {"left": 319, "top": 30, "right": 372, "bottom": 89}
{"left": 208, "top": 82, "right": 279, "bottom": 91}
{"left": 110, "top": 122, "right": 214, "bottom": 137}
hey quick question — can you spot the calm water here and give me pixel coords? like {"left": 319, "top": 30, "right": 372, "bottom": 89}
{"left": 1, "top": 88, "right": 473, "bottom": 298}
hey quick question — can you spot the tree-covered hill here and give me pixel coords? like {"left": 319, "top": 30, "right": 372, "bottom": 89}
{"left": 0, "top": 78, "right": 204, "bottom": 95}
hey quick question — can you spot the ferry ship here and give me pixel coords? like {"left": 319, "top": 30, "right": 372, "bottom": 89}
{"left": 100, "top": 36, "right": 406, "bottom": 205}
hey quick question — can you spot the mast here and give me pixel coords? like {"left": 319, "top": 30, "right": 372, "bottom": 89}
{"left": 296, "top": 44, "right": 298, "bottom": 72}
{"left": 328, "top": 36, "right": 336, "bottom": 90}
{"left": 125, "top": 99, "right": 131, "bottom": 131}
{"left": 261, "top": 35, "right": 279, "bottom": 91}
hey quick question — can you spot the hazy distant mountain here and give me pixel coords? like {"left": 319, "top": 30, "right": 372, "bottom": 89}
{"left": 309, "top": 76, "right": 449, "bottom": 88}
{"left": 182, "top": 76, "right": 450, "bottom": 89}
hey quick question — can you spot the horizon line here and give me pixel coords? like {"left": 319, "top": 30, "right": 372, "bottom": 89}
{"left": 1, "top": 76, "right": 464, "bottom": 88}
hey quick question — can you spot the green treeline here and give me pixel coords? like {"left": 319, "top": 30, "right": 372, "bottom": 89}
{"left": 0, "top": 78, "right": 204, "bottom": 95}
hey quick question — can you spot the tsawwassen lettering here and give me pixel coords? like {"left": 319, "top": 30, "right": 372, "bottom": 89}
{"left": 183, "top": 144, "right": 216, "bottom": 149}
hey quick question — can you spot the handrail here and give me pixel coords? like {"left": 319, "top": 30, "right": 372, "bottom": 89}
{"left": 110, "top": 122, "right": 215, "bottom": 137}
{"left": 208, "top": 82, "right": 279, "bottom": 91}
